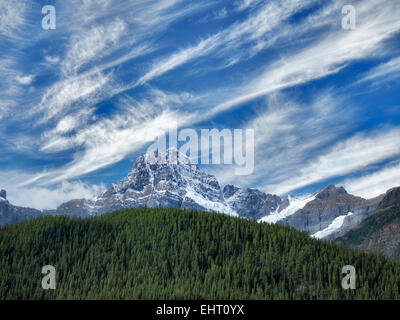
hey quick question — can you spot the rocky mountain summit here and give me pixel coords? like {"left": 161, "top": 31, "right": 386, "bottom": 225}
{"left": 43, "top": 149, "right": 237, "bottom": 218}
{"left": 278, "top": 185, "right": 384, "bottom": 239}
{"left": 92, "top": 149, "right": 235, "bottom": 216}
{"left": 223, "top": 185, "right": 282, "bottom": 220}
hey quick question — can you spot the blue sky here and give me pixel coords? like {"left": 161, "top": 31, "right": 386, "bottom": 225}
{"left": 0, "top": 0, "right": 399, "bottom": 209}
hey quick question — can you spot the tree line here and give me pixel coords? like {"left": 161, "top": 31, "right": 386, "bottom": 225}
{"left": 0, "top": 208, "right": 399, "bottom": 299}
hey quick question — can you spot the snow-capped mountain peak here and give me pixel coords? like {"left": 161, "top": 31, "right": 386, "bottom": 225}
{"left": 92, "top": 148, "right": 237, "bottom": 216}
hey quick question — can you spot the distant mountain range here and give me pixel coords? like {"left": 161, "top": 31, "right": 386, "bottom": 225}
{"left": 1, "top": 149, "right": 399, "bottom": 258}
{"left": 0, "top": 189, "right": 42, "bottom": 225}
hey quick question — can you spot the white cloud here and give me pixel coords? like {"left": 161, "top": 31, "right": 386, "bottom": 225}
{"left": 44, "top": 108, "right": 95, "bottom": 138}
{"left": 6, "top": 181, "right": 106, "bottom": 210}
{"left": 16, "top": 74, "right": 34, "bottom": 85}
{"left": 214, "top": 8, "right": 227, "bottom": 20}
{"left": 198, "top": 7, "right": 228, "bottom": 23}
{"left": 0, "top": 0, "right": 26, "bottom": 39}
{"left": 358, "top": 56, "right": 400, "bottom": 84}
{"left": 136, "top": 34, "right": 221, "bottom": 85}
{"left": 234, "top": 0, "right": 262, "bottom": 12}
{"left": 61, "top": 19, "right": 127, "bottom": 76}
{"left": 0, "top": 58, "right": 27, "bottom": 118}
{"left": 44, "top": 56, "right": 60, "bottom": 64}
{"left": 33, "top": 71, "right": 113, "bottom": 123}
{"left": 343, "top": 162, "right": 400, "bottom": 199}
{"left": 55, "top": 115, "right": 81, "bottom": 134}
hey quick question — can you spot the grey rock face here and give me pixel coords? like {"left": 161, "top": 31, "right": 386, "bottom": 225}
{"left": 277, "top": 196, "right": 290, "bottom": 213}
{"left": 324, "top": 195, "right": 384, "bottom": 240}
{"left": 223, "top": 185, "right": 281, "bottom": 220}
{"left": 336, "top": 187, "right": 400, "bottom": 259}
{"left": 316, "top": 185, "right": 347, "bottom": 200}
{"left": 279, "top": 185, "right": 381, "bottom": 235}
{"left": 0, "top": 189, "right": 6, "bottom": 199}
{"left": 376, "top": 187, "right": 400, "bottom": 210}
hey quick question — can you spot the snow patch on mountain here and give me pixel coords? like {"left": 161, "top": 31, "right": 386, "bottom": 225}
{"left": 185, "top": 188, "right": 237, "bottom": 217}
{"left": 312, "top": 212, "right": 353, "bottom": 239}
{"left": 258, "top": 194, "right": 316, "bottom": 224}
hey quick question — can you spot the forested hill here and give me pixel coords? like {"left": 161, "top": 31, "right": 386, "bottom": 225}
{"left": 1, "top": 208, "right": 399, "bottom": 300}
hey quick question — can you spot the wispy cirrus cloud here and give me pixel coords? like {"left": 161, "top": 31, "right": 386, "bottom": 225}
{"left": 208, "top": 90, "right": 356, "bottom": 189}
{"left": 21, "top": 88, "right": 196, "bottom": 187}
{"left": 136, "top": 0, "right": 317, "bottom": 85}
{"left": 22, "top": 0, "right": 211, "bottom": 126}
{"left": 234, "top": 0, "right": 263, "bottom": 12}
{"left": 44, "top": 56, "right": 60, "bottom": 64}
{"left": 265, "top": 127, "right": 400, "bottom": 195}
{"left": 208, "top": 0, "right": 400, "bottom": 117}
{"left": 0, "top": 0, "right": 27, "bottom": 40}
{"left": 358, "top": 56, "right": 400, "bottom": 85}
{"left": 136, "top": 34, "right": 221, "bottom": 85}
{"left": 16, "top": 74, "right": 34, "bottom": 85}
{"left": 343, "top": 161, "right": 400, "bottom": 199}
{"left": 32, "top": 71, "right": 114, "bottom": 124}
{"left": 61, "top": 19, "right": 127, "bottom": 77}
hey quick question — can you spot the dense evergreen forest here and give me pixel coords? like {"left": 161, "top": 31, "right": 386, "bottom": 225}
{"left": 0, "top": 208, "right": 399, "bottom": 300}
